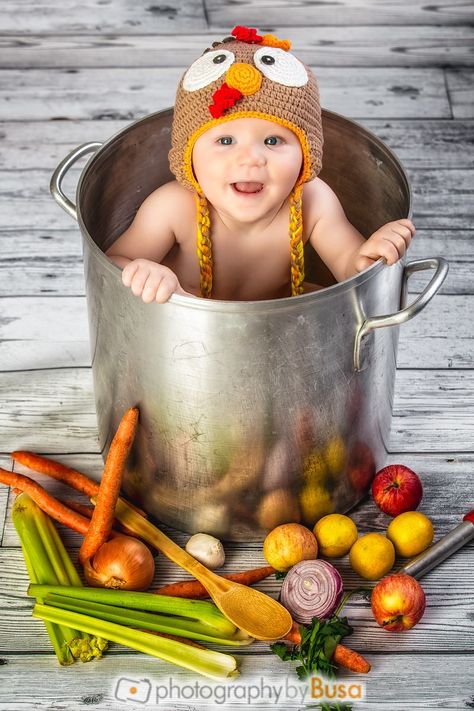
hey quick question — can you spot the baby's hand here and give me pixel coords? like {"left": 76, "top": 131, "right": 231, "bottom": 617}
{"left": 122, "top": 259, "right": 193, "bottom": 304}
{"left": 353, "top": 219, "right": 415, "bottom": 273}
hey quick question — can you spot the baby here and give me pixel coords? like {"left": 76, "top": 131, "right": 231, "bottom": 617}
{"left": 106, "top": 26, "right": 415, "bottom": 303}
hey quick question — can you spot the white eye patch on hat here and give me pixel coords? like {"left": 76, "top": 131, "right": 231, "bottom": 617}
{"left": 182, "top": 46, "right": 308, "bottom": 92}
{"left": 183, "top": 50, "right": 235, "bottom": 91}
{"left": 253, "top": 47, "right": 308, "bottom": 87}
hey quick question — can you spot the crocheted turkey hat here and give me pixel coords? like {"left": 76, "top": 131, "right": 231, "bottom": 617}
{"left": 168, "top": 25, "right": 324, "bottom": 298}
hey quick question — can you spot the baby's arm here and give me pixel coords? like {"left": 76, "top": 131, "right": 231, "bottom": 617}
{"left": 308, "top": 180, "right": 415, "bottom": 281}
{"left": 105, "top": 182, "right": 194, "bottom": 303}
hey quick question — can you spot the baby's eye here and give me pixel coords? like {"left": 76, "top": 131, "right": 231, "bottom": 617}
{"left": 265, "top": 136, "right": 284, "bottom": 146}
{"left": 217, "top": 136, "right": 233, "bottom": 145}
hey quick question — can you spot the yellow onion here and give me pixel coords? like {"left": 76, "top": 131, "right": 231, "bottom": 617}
{"left": 83, "top": 534, "right": 155, "bottom": 591}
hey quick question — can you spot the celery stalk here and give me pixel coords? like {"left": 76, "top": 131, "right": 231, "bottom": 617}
{"left": 42, "top": 513, "right": 83, "bottom": 587}
{"left": 14, "top": 497, "right": 60, "bottom": 581}
{"left": 44, "top": 593, "right": 253, "bottom": 646}
{"left": 13, "top": 496, "right": 77, "bottom": 665}
{"left": 39, "top": 517, "right": 94, "bottom": 647}
{"left": 27, "top": 584, "right": 236, "bottom": 637}
{"left": 33, "top": 603, "right": 239, "bottom": 680}
{"left": 12, "top": 494, "right": 107, "bottom": 663}
{"left": 36, "top": 513, "right": 71, "bottom": 586}
{"left": 21, "top": 543, "right": 73, "bottom": 665}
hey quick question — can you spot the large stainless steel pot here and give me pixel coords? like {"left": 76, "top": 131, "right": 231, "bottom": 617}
{"left": 51, "top": 108, "right": 448, "bottom": 540}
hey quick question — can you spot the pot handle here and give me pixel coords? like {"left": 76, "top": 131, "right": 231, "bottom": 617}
{"left": 353, "top": 257, "right": 449, "bottom": 371}
{"left": 50, "top": 142, "right": 102, "bottom": 221}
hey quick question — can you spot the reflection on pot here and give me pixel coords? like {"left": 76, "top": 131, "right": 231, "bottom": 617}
{"left": 323, "top": 436, "right": 348, "bottom": 480}
{"left": 260, "top": 437, "right": 298, "bottom": 492}
{"left": 257, "top": 488, "right": 301, "bottom": 530}
{"left": 347, "top": 440, "right": 376, "bottom": 492}
{"left": 298, "top": 482, "right": 335, "bottom": 527}
{"left": 191, "top": 503, "right": 230, "bottom": 538}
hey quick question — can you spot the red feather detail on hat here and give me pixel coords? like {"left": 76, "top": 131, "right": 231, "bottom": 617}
{"left": 208, "top": 82, "right": 243, "bottom": 118}
{"left": 231, "top": 26, "right": 263, "bottom": 44}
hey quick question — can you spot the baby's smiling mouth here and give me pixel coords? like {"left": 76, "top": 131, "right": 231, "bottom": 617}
{"left": 231, "top": 181, "right": 264, "bottom": 194}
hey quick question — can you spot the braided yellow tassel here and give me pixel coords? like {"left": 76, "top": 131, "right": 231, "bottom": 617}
{"left": 289, "top": 184, "right": 305, "bottom": 296}
{"left": 195, "top": 192, "right": 213, "bottom": 298}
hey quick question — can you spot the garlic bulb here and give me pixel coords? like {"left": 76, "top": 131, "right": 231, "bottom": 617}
{"left": 185, "top": 533, "right": 225, "bottom": 569}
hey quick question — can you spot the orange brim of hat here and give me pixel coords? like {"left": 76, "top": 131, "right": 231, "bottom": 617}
{"left": 183, "top": 110, "right": 313, "bottom": 193}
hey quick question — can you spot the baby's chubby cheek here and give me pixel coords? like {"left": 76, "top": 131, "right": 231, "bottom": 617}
{"left": 191, "top": 164, "right": 230, "bottom": 206}
{"left": 191, "top": 152, "right": 222, "bottom": 192}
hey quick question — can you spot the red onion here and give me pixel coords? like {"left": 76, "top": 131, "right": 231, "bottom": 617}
{"left": 280, "top": 560, "right": 344, "bottom": 623}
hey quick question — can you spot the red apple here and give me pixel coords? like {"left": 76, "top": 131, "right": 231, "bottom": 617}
{"left": 371, "top": 464, "right": 423, "bottom": 516}
{"left": 371, "top": 573, "right": 426, "bottom": 631}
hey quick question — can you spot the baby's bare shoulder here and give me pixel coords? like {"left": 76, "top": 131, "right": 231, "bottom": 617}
{"left": 152, "top": 180, "right": 195, "bottom": 239}
{"left": 147, "top": 179, "right": 193, "bottom": 213}
{"left": 105, "top": 180, "right": 194, "bottom": 262}
{"left": 302, "top": 177, "right": 346, "bottom": 241}
{"left": 304, "top": 177, "right": 342, "bottom": 217}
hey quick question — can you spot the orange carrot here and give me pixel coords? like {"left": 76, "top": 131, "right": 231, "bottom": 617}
{"left": 282, "top": 622, "right": 371, "bottom": 674}
{"left": 153, "top": 566, "right": 276, "bottom": 598}
{"left": 0, "top": 468, "right": 91, "bottom": 535}
{"left": 283, "top": 620, "right": 302, "bottom": 644}
{"left": 62, "top": 498, "right": 154, "bottom": 552}
{"left": 11, "top": 449, "right": 147, "bottom": 518}
{"left": 333, "top": 643, "right": 371, "bottom": 674}
{"left": 61, "top": 499, "right": 96, "bottom": 519}
{"left": 62, "top": 498, "right": 124, "bottom": 530}
{"left": 78, "top": 407, "right": 139, "bottom": 565}
{"left": 11, "top": 451, "right": 99, "bottom": 497}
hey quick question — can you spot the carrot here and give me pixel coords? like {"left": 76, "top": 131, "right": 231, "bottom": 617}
{"left": 62, "top": 498, "right": 124, "bottom": 530}
{"left": 333, "top": 643, "right": 371, "bottom": 674}
{"left": 78, "top": 407, "right": 139, "bottom": 565}
{"left": 62, "top": 498, "right": 155, "bottom": 553}
{"left": 283, "top": 620, "right": 302, "bottom": 644}
{"left": 0, "top": 469, "right": 123, "bottom": 542}
{"left": 153, "top": 566, "right": 276, "bottom": 598}
{"left": 282, "top": 621, "right": 371, "bottom": 674}
{"left": 0, "top": 468, "right": 91, "bottom": 535}
{"left": 11, "top": 449, "right": 147, "bottom": 518}
{"left": 11, "top": 451, "right": 99, "bottom": 498}
{"left": 61, "top": 499, "right": 96, "bottom": 519}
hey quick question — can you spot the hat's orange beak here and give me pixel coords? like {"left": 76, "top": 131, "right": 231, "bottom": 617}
{"left": 225, "top": 63, "right": 262, "bottom": 96}
{"left": 208, "top": 63, "right": 263, "bottom": 118}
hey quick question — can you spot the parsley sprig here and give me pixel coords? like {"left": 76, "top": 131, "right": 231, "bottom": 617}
{"left": 271, "top": 614, "right": 353, "bottom": 680}
{"left": 271, "top": 587, "right": 371, "bottom": 680}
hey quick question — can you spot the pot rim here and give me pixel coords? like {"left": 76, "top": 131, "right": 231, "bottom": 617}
{"left": 76, "top": 107, "right": 413, "bottom": 313}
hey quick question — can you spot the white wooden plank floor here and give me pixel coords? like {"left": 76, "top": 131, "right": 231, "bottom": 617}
{"left": 0, "top": 2, "right": 473, "bottom": 709}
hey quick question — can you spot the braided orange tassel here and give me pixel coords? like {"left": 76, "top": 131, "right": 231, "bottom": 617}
{"left": 195, "top": 192, "right": 213, "bottom": 298}
{"left": 289, "top": 184, "right": 305, "bottom": 296}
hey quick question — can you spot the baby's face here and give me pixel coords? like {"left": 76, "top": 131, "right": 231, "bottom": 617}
{"left": 191, "top": 117, "right": 303, "bottom": 224}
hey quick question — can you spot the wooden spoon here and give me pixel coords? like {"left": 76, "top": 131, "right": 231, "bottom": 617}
{"left": 113, "top": 498, "right": 292, "bottom": 641}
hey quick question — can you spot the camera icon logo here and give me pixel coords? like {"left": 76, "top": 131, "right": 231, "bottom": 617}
{"left": 115, "top": 677, "right": 152, "bottom": 704}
